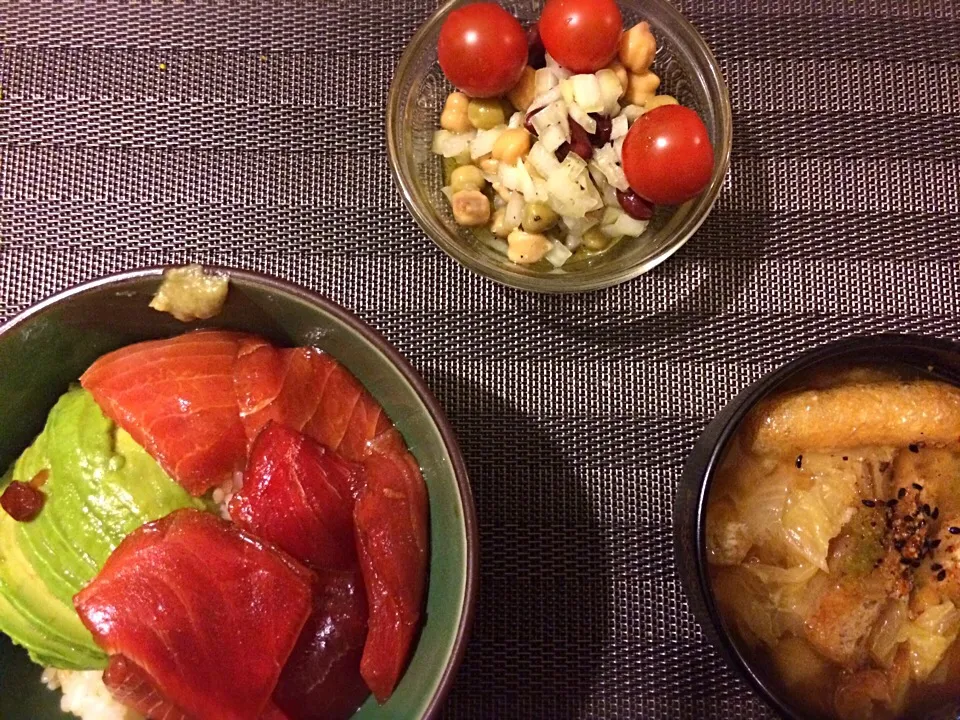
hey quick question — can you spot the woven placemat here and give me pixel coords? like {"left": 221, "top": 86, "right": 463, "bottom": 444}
{"left": 2, "top": 1, "right": 959, "bottom": 717}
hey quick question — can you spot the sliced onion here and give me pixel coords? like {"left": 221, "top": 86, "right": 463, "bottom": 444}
{"left": 534, "top": 67, "right": 559, "bottom": 95}
{"left": 441, "top": 186, "right": 455, "bottom": 203}
{"left": 564, "top": 234, "right": 583, "bottom": 251}
{"left": 621, "top": 104, "right": 645, "bottom": 123}
{"left": 596, "top": 69, "right": 623, "bottom": 115}
{"left": 592, "top": 144, "right": 629, "bottom": 191}
{"left": 508, "top": 112, "right": 523, "bottom": 129}
{"left": 529, "top": 85, "right": 563, "bottom": 113}
{"left": 504, "top": 192, "right": 524, "bottom": 230}
{"left": 528, "top": 141, "right": 561, "bottom": 178}
{"left": 611, "top": 114, "right": 629, "bottom": 140}
{"left": 531, "top": 100, "right": 569, "bottom": 136}
{"left": 568, "top": 102, "right": 597, "bottom": 134}
{"left": 559, "top": 78, "right": 575, "bottom": 106}
{"left": 545, "top": 53, "right": 571, "bottom": 80}
{"left": 602, "top": 210, "right": 649, "bottom": 237}
{"left": 470, "top": 127, "right": 505, "bottom": 159}
{"left": 545, "top": 241, "right": 573, "bottom": 268}
{"left": 432, "top": 129, "right": 475, "bottom": 158}
{"left": 571, "top": 74, "right": 603, "bottom": 114}
{"left": 546, "top": 155, "right": 603, "bottom": 218}
{"left": 561, "top": 215, "right": 598, "bottom": 237}
{"left": 614, "top": 135, "right": 626, "bottom": 161}
{"left": 538, "top": 124, "right": 567, "bottom": 153}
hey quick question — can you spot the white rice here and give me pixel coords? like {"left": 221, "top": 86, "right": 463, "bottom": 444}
{"left": 42, "top": 668, "right": 141, "bottom": 720}
{"left": 211, "top": 471, "right": 243, "bottom": 520}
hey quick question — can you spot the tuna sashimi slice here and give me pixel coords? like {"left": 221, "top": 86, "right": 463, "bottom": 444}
{"left": 273, "top": 569, "right": 370, "bottom": 720}
{"left": 81, "top": 331, "right": 252, "bottom": 495}
{"left": 355, "top": 447, "right": 429, "bottom": 702}
{"left": 103, "top": 655, "right": 193, "bottom": 720}
{"left": 234, "top": 342, "right": 430, "bottom": 702}
{"left": 229, "top": 422, "right": 361, "bottom": 572}
{"left": 234, "top": 342, "right": 398, "bottom": 461}
{"left": 74, "top": 509, "right": 314, "bottom": 720}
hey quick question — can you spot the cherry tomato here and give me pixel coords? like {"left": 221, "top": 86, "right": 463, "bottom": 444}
{"left": 438, "top": 3, "right": 528, "bottom": 98}
{"left": 621, "top": 105, "right": 714, "bottom": 205}
{"left": 538, "top": 0, "right": 622, "bottom": 74}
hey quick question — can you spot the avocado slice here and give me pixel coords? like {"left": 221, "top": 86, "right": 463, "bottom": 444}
{"left": 0, "top": 387, "right": 207, "bottom": 669}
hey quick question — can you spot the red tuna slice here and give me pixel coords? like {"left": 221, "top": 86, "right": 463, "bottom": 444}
{"left": 234, "top": 342, "right": 399, "bottom": 463}
{"left": 234, "top": 341, "right": 430, "bottom": 702}
{"left": 74, "top": 509, "right": 314, "bottom": 720}
{"left": 104, "top": 655, "right": 194, "bottom": 720}
{"left": 81, "top": 331, "right": 252, "bottom": 495}
{"left": 274, "top": 569, "right": 370, "bottom": 720}
{"left": 229, "top": 423, "right": 361, "bottom": 572}
{"left": 355, "top": 447, "right": 430, "bottom": 702}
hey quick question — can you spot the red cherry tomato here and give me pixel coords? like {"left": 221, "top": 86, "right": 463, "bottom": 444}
{"left": 538, "top": 0, "right": 622, "bottom": 73}
{"left": 438, "top": 3, "right": 528, "bottom": 98}
{"left": 621, "top": 105, "right": 714, "bottom": 205}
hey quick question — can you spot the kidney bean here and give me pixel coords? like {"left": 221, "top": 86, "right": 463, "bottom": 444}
{"left": 616, "top": 188, "right": 655, "bottom": 220}
{"left": 567, "top": 119, "right": 593, "bottom": 161}
{"left": 527, "top": 24, "right": 546, "bottom": 70}
{"left": 524, "top": 107, "right": 543, "bottom": 137}
{"left": 1, "top": 480, "right": 46, "bottom": 522}
{"left": 590, "top": 114, "right": 612, "bottom": 147}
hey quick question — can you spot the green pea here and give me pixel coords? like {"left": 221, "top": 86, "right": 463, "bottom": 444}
{"left": 582, "top": 227, "right": 612, "bottom": 252}
{"left": 467, "top": 99, "right": 506, "bottom": 130}
{"left": 522, "top": 203, "right": 559, "bottom": 233}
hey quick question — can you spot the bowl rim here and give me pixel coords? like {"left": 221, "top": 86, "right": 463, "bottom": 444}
{"left": 684, "top": 333, "right": 960, "bottom": 720}
{"left": 0, "top": 265, "right": 479, "bottom": 720}
{"left": 386, "top": 0, "right": 733, "bottom": 294}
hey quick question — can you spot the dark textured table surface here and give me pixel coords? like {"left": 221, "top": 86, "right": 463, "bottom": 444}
{"left": 1, "top": 1, "right": 959, "bottom": 718}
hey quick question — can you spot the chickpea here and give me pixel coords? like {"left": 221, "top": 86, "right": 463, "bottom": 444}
{"left": 490, "top": 208, "right": 511, "bottom": 238}
{"left": 450, "top": 165, "right": 487, "bottom": 193}
{"left": 626, "top": 71, "right": 661, "bottom": 106}
{"left": 492, "top": 128, "right": 531, "bottom": 166}
{"left": 467, "top": 98, "right": 506, "bottom": 130}
{"left": 619, "top": 22, "right": 657, "bottom": 74}
{"left": 507, "top": 229, "right": 552, "bottom": 265}
{"left": 644, "top": 94, "right": 679, "bottom": 111}
{"left": 479, "top": 156, "right": 500, "bottom": 176}
{"left": 440, "top": 92, "right": 471, "bottom": 133}
{"left": 451, "top": 190, "right": 491, "bottom": 227}
{"left": 507, "top": 66, "right": 537, "bottom": 113}
{"left": 582, "top": 227, "right": 612, "bottom": 252}
{"left": 606, "top": 61, "right": 629, "bottom": 93}
{"left": 522, "top": 202, "right": 558, "bottom": 233}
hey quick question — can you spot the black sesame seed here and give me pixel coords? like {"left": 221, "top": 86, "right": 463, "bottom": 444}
{"left": 913, "top": 559, "right": 923, "bottom": 568}
{"left": 842, "top": 456, "right": 849, "bottom": 461}
{"left": 862, "top": 499, "right": 877, "bottom": 508}
{"left": 933, "top": 507, "right": 940, "bottom": 520}
{"left": 932, "top": 563, "right": 943, "bottom": 571}
{"left": 901, "top": 557, "right": 914, "bottom": 565}
{"left": 898, "top": 488, "right": 907, "bottom": 499}
{"left": 887, "top": 498, "right": 899, "bottom": 508}
{"left": 950, "top": 527, "right": 960, "bottom": 535}
{"left": 914, "top": 483, "right": 924, "bottom": 491}
{"left": 894, "top": 540, "right": 906, "bottom": 550}
{"left": 795, "top": 455, "right": 803, "bottom": 469}
{"left": 909, "top": 443, "right": 920, "bottom": 453}
{"left": 938, "top": 569, "right": 948, "bottom": 582}
{"left": 923, "top": 503, "right": 932, "bottom": 515}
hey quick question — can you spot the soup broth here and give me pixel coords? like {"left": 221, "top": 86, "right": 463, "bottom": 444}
{"left": 707, "top": 368, "right": 960, "bottom": 720}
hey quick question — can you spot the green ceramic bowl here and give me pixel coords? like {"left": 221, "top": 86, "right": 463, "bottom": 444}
{"left": 0, "top": 266, "right": 478, "bottom": 719}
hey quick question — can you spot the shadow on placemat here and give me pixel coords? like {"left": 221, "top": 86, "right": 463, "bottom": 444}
{"left": 425, "top": 369, "right": 614, "bottom": 717}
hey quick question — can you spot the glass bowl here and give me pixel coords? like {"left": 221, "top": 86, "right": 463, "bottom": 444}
{"left": 387, "top": 0, "right": 732, "bottom": 293}
{"left": 0, "top": 267, "right": 478, "bottom": 719}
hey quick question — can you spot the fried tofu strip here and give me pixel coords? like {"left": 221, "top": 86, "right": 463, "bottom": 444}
{"left": 749, "top": 381, "right": 960, "bottom": 455}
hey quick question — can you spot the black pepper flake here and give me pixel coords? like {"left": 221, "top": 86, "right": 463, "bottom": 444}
{"left": 950, "top": 527, "right": 960, "bottom": 535}
{"left": 842, "top": 456, "right": 849, "bottom": 461}
{"left": 914, "top": 483, "right": 924, "bottom": 491}
{"left": 909, "top": 443, "right": 920, "bottom": 453}
{"left": 933, "top": 507, "right": 940, "bottom": 520}
{"left": 938, "top": 569, "right": 948, "bottom": 582}
{"left": 887, "top": 498, "right": 899, "bottom": 508}
{"left": 862, "top": 499, "right": 877, "bottom": 508}
{"left": 898, "top": 488, "right": 907, "bottom": 499}
{"left": 932, "top": 563, "right": 943, "bottom": 571}
{"left": 795, "top": 455, "right": 803, "bottom": 469}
